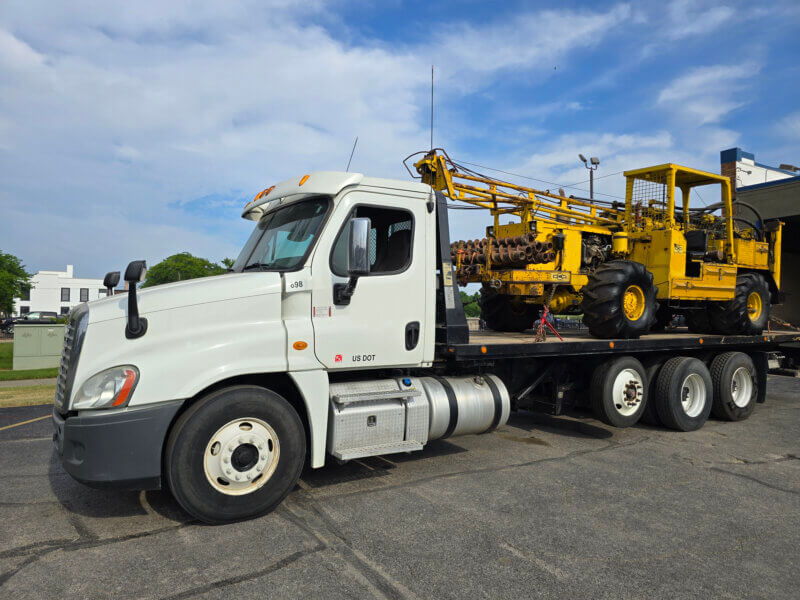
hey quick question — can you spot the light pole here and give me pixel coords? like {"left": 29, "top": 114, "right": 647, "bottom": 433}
{"left": 579, "top": 154, "right": 600, "bottom": 200}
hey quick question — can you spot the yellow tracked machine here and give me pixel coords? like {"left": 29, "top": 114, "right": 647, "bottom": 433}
{"left": 409, "top": 150, "right": 782, "bottom": 339}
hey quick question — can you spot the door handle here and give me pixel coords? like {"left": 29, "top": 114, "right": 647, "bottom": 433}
{"left": 405, "top": 321, "right": 420, "bottom": 350}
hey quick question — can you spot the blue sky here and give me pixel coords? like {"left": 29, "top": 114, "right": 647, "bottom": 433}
{"left": 1, "top": 0, "right": 799, "bottom": 278}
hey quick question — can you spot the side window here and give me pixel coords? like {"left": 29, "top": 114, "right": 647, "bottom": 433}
{"left": 331, "top": 206, "right": 413, "bottom": 276}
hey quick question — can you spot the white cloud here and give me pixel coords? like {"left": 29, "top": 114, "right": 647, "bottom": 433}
{"left": 435, "top": 5, "right": 631, "bottom": 81}
{"left": 665, "top": 0, "right": 735, "bottom": 40}
{"left": 657, "top": 63, "right": 759, "bottom": 125}
{"left": 0, "top": 1, "right": 634, "bottom": 276}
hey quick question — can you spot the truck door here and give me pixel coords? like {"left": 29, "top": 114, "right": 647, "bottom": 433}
{"left": 310, "top": 190, "right": 428, "bottom": 369}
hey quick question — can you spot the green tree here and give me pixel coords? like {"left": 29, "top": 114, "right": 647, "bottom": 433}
{"left": 220, "top": 257, "right": 235, "bottom": 270}
{"left": 460, "top": 291, "right": 481, "bottom": 318}
{"left": 142, "top": 253, "right": 228, "bottom": 288}
{"left": 0, "top": 251, "right": 31, "bottom": 316}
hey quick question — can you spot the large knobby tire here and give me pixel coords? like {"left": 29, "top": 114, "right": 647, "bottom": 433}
{"left": 165, "top": 385, "right": 306, "bottom": 524}
{"left": 479, "top": 286, "right": 538, "bottom": 332}
{"left": 654, "top": 357, "right": 713, "bottom": 432}
{"left": 640, "top": 358, "right": 664, "bottom": 426}
{"left": 590, "top": 356, "right": 648, "bottom": 427}
{"left": 710, "top": 352, "right": 757, "bottom": 421}
{"left": 708, "top": 273, "right": 770, "bottom": 335}
{"left": 581, "top": 260, "right": 658, "bottom": 339}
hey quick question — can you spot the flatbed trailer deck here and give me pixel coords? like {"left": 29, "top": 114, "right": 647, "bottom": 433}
{"left": 440, "top": 329, "right": 800, "bottom": 360}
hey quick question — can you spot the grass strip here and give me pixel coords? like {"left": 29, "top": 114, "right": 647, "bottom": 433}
{"left": 0, "top": 385, "right": 55, "bottom": 408}
{"left": 0, "top": 368, "right": 59, "bottom": 381}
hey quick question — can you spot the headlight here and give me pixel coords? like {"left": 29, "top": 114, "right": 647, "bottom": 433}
{"left": 73, "top": 366, "right": 139, "bottom": 410}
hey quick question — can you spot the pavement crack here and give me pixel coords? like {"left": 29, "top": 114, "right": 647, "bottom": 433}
{"left": 0, "top": 547, "right": 59, "bottom": 588}
{"left": 67, "top": 514, "right": 98, "bottom": 542}
{"left": 282, "top": 495, "right": 421, "bottom": 600}
{"left": 0, "top": 521, "right": 196, "bottom": 560}
{"left": 317, "top": 436, "right": 650, "bottom": 501}
{"left": 711, "top": 467, "right": 800, "bottom": 496}
{"left": 161, "top": 544, "right": 326, "bottom": 600}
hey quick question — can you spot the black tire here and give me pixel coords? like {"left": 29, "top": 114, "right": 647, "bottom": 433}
{"left": 710, "top": 352, "right": 757, "bottom": 421}
{"left": 479, "top": 286, "right": 538, "bottom": 332}
{"left": 590, "top": 356, "right": 648, "bottom": 427}
{"left": 165, "top": 385, "right": 306, "bottom": 524}
{"left": 685, "top": 308, "right": 713, "bottom": 333}
{"left": 708, "top": 273, "right": 770, "bottom": 335}
{"left": 640, "top": 358, "right": 663, "bottom": 426}
{"left": 654, "top": 357, "right": 713, "bottom": 432}
{"left": 581, "top": 260, "right": 658, "bottom": 339}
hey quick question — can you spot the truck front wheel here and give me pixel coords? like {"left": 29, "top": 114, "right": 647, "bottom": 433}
{"left": 165, "top": 385, "right": 306, "bottom": 524}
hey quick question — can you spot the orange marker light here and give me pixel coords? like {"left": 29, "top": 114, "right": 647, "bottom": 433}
{"left": 699, "top": 338, "right": 704, "bottom": 344}
{"left": 298, "top": 175, "right": 310, "bottom": 186}
{"left": 111, "top": 369, "right": 137, "bottom": 407}
{"left": 293, "top": 341, "right": 308, "bottom": 350}
{"left": 481, "top": 346, "right": 487, "bottom": 354}
{"left": 609, "top": 341, "right": 615, "bottom": 348}
{"left": 251, "top": 185, "right": 275, "bottom": 205}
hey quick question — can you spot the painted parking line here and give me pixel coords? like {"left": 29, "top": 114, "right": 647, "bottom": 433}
{"left": 0, "top": 414, "right": 51, "bottom": 431}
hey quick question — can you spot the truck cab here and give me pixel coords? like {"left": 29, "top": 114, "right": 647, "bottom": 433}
{"left": 53, "top": 172, "right": 502, "bottom": 524}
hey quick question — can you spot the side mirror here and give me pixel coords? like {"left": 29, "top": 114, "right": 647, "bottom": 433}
{"left": 124, "top": 260, "right": 148, "bottom": 339}
{"left": 103, "top": 271, "right": 120, "bottom": 295}
{"left": 348, "top": 217, "right": 371, "bottom": 276}
{"left": 334, "top": 217, "right": 371, "bottom": 306}
{"left": 124, "top": 260, "right": 147, "bottom": 283}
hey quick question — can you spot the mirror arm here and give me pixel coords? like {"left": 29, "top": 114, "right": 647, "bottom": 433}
{"left": 333, "top": 276, "right": 359, "bottom": 306}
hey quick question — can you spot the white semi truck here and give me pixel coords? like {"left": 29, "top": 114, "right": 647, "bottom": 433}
{"left": 52, "top": 171, "right": 798, "bottom": 523}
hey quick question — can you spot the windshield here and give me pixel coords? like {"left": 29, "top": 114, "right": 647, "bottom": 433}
{"left": 233, "top": 196, "right": 330, "bottom": 272}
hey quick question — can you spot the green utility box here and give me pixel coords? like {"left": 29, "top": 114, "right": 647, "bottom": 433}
{"left": 13, "top": 324, "right": 65, "bottom": 370}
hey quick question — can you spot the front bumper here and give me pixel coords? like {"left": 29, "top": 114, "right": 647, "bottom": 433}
{"left": 53, "top": 400, "right": 184, "bottom": 490}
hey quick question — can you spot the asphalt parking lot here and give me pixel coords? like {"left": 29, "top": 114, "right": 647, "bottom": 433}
{"left": 1, "top": 376, "right": 799, "bottom": 599}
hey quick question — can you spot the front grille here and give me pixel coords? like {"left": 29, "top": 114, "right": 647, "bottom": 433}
{"left": 54, "top": 304, "right": 88, "bottom": 413}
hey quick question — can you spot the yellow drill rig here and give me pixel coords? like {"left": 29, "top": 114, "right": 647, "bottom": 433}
{"left": 409, "top": 149, "right": 782, "bottom": 338}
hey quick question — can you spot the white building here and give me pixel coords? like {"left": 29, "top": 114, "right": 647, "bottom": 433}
{"left": 13, "top": 265, "right": 107, "bottom": 316}
{"left": 720, "top": 147, "right": 800, "bottom": 189}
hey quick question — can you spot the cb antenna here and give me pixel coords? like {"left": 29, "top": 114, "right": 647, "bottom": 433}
{"left": 346, "top": 136, "right": 358, "bottom": 172}
{"left": 430, "top": 65, "right": 434, "bottom": 151}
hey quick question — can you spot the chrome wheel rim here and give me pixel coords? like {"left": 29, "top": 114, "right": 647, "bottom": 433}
{"left": 203, "top": 417, "right": 280, "bottom": 496}
{"left": 680, "top": 373, "right": 706, "bottom": 417}
{"left": 611, "top": 368, "right": 644, "bottom": 416}
{"left": 730, "top": 367, "right": 753, "bottom": 408}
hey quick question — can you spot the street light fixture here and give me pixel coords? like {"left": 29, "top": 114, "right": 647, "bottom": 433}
{"left": 579, "top": 154, "right": 600, "bottom": 199}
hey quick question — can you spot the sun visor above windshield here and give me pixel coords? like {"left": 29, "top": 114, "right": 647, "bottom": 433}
{"left": 242, "top": 172, "right": 364, "bottom": 220}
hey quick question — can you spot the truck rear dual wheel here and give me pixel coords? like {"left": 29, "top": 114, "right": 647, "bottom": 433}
{"left": 581, "top": 260, "right": 658, "bottom": 339}
{"left": 708, "top": 273, "right": 770, "bottom": 335}
{"left": 710, "top": 352, "right": 757, "bottom": 421}
{"left": 591, "top": 356, "right": 648, "bottom": 427}
{"left": 654, "top": 357, "right": 713, "bottom": 431}
{"left": 165, "top": 386, "right": 306, "bottom": 524}
{"left": 479, "top": 286, "right": 538, "bottom": 332}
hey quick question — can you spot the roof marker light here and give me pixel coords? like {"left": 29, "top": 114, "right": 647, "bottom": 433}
{"left": 299, "top": 175, "right": 309, "bottom": 186}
